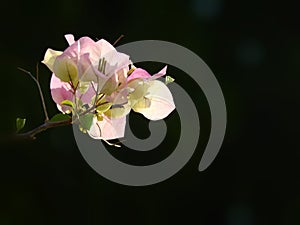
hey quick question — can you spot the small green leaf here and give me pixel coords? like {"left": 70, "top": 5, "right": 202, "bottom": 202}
{"left": 50, "top": 113, "right": 71, "bottom": 122}
{"left": 165, "top": 75, "right": 175, "bottom": 85}
{"left": 60, "top": 100, "right": 75, "bottom": 108}
{"left": 79, "top": 114, "right": 94, "bottom": 130}
{"left": 96, "top": 102, "right": 112, "bottom": 113}
{"left": 16, "top": 118, "right": 26, "bottom": 133}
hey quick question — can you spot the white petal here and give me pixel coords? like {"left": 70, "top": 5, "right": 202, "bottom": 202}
{"left": 133, "top": 80, "right": 175, "bottom": 120}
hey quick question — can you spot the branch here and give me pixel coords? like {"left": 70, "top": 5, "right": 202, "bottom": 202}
{"left": 18, "top": 67, "right": 49, "bottom": 121}
{"left": 79, "top": 97, "right": 106, "bottom": 117}
{"left": 113, "top": 34, "right": 124, "bottom": 46}
{"left": 14, "top": 119, "right": 72, "bottom": 141}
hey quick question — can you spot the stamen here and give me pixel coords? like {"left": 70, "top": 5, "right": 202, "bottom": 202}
{"left": 98, "top": 58, "right": 103, "bottom": 71}
{"left": 103, "top": 60, "right": 107, "bottom": 74}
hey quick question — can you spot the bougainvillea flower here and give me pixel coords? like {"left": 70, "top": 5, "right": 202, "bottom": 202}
{"left": 42, "top": 34, "right": 131, "bottom": 90}
{"left": 50, "top": 74, "right": 128, "bottom": 140}
{"left": 42, "top": 34, "right": 176, "bottom": 142}
{"left": 127, "top": 66, "right": 175, "bottom": 120}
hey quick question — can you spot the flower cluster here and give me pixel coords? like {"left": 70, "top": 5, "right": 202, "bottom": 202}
{"left": 42, "top": 34, "right": 175, "bottom": 141}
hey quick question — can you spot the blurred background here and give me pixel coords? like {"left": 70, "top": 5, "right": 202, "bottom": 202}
{"left": 0, "top": 0, "right": 299, "bottom": 224}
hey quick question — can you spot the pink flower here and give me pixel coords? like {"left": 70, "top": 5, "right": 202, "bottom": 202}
{"left": 43, "top": 34, "right": 132, "bottom": 140}
{"left": 42, "top": 34, "right": 131, "bottom": 87}
{"left": 42, "top": 34, "right": 176, "bottom": 142}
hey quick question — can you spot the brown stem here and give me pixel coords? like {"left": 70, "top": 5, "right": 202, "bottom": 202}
{"left": 79, "top": 99, "right": 108, "bottom": 117}
{"left": 113, "top": 34, "right": 124, "bottom": 46}
{"left": 15, "top": 119, "right": 72, "bottom": 141}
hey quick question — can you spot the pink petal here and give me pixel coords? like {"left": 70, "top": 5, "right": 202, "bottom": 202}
{"left": 151, "top": 65, "right": 168, "bottom": 80}
{"left": 50, "top": 74, "right": 74, "bottom": 113}
{"left": 60, "top": 36, "right": 102, "bottom": 65}
{"left": 127, "top": 66, "right": 167, "bottom": 83}
{"left": 97, "top": 40, "right": 131, "bottom": 76}
{"left": 127, "top": 68, "right": 151, "bottom": 83}
{"left": 77, "top": 37, "right": 103, "bottom": 64}
{"left": 88, "top": 116, "right": 126, "bottom": 140}
{"left": 65, "top": 34, "right": 75, "bottom": 45}
{"left": 95, "top": 39, "right": 115, "bottom": 56}
{"left": 54, "top": 36, "right": 131, "bottom": 84}
{"left": 78, "top": 84, "right": 96, "bottom": 105}
{"left": 78, "top": 52, "right": 106, "bottom": 82}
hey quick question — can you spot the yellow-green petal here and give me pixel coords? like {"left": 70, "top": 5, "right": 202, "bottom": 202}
{"left": 53, "top": 56, "right": 78, "bottom": 82}
{"left": 104, "top": 104, "right": 131, "bottom": 119}
{"left": 132, "top": 97, "right": 151, "bottom": 112}
{"left": 96, "top": 102, "right": 112, "bottom": 113}
{"left": 42, "top": 49, "right": 63, "bottom": 72}
{"left": 128, "top": 79, "right": 150, "bottom": 104}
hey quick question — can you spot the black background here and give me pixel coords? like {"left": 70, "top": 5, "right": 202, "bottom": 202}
{"left": 0, "top": 0, "right": 299, "bottom": 224}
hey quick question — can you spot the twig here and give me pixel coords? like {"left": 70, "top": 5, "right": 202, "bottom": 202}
{"left": 18, "top": 67, "right": 49, "bottom": 121}
{"left": 113, "top": 34, "right": 124, "bottom": 46}
{"left": 15, "top": 119, "right": 72, "bottom": 141}
{"left": 78, "top": 96, "right": 108, "bottom": 117}
{"left": 36, "top": 62, "right": 39, "bottom": 82}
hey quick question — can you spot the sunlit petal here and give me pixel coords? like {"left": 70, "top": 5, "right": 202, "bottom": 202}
{"left": 133, "top": 80, "right": 175, "bottom": 120}
{"left": 50, "top": 74, "right": 73, "bottom": 113}
{"left": 88, "top": 116, "right": 126, "bottom": 140}
{"left": 42, "top": 48, "right": 63, "bottom": 72}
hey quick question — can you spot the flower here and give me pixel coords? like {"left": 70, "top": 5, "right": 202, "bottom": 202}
{"left": 42, "top": 34, "right": 176, "bottom": 142}
{"left": 42, "top": 34, "right": 131, "bottom": 90}
{"left": 42, "top": 34, "right": 132, "bottom": 140}
{"left": 127, "top": 66, "right": 175, "bottom": 120}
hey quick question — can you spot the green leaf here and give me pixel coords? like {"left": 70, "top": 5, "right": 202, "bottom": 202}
{"left": 16, "top": 118, "right": 26, "bottom": 133}
{"left": 50, "top": 113, "right": 71, "bottom": 122}
{"left": 165, "top": 75, "right": 175, "bottom": 85}
{"left": 96, "top": 102, "right": 112, "bottom": 113}
{"left": 79, "top": 114, "right": 94, "bottom": 130}
{"left": 60, "top": 100, "right": 75, "bottom": 108}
